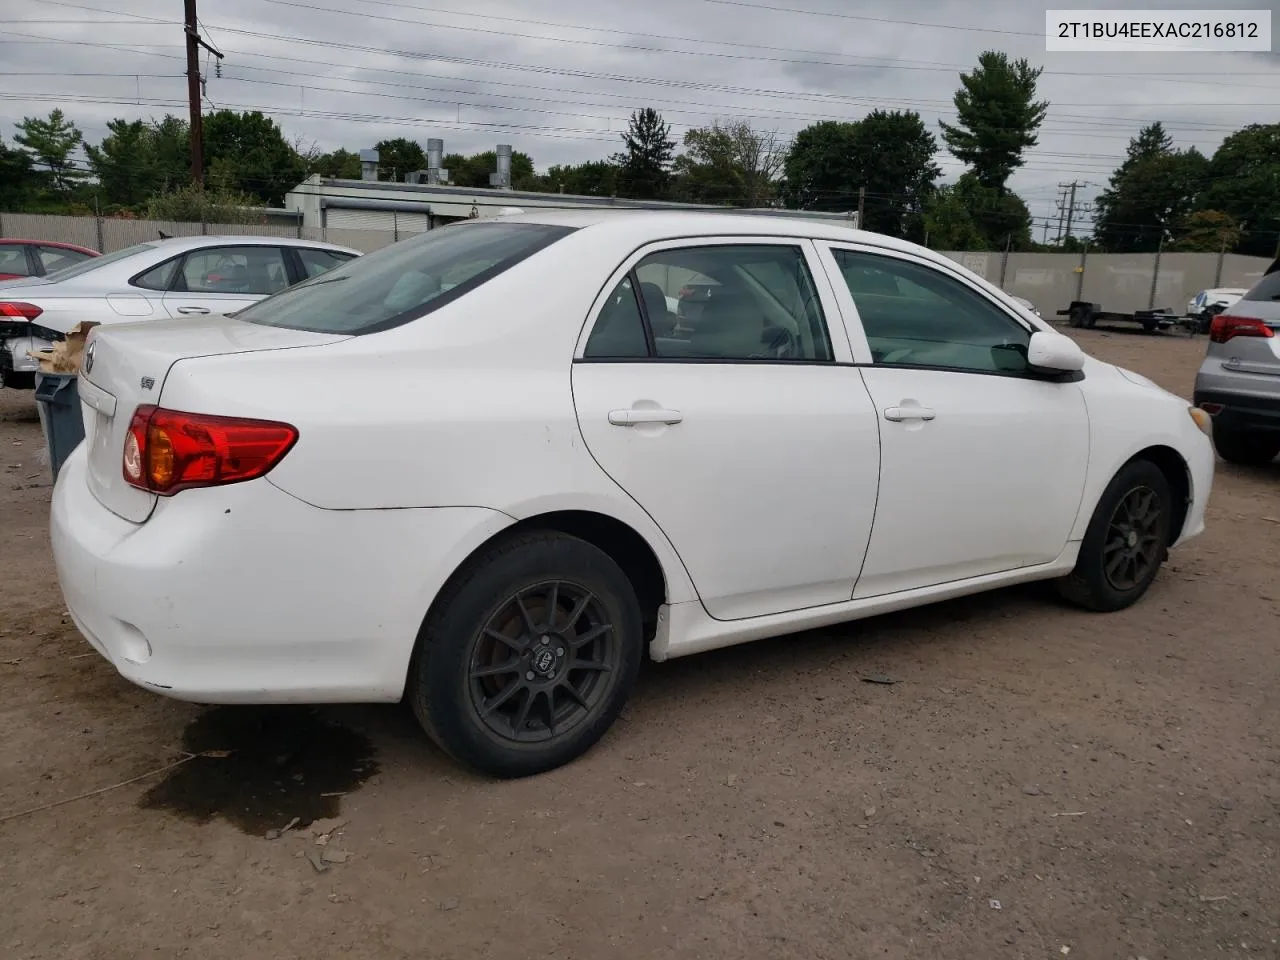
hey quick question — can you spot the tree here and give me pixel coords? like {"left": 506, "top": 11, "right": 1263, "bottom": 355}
{"left": 673, "top": 120, "right": 785, "bottom": 207}
{"left": 542, "top": 161, "right": 618, "bottom": 197}
{"left": 1171, "top": 210, "right": 1244, "bottom": 252}
{"left": 784, "top": 111, "right": 939, "bottom": 237}
{"left": 922, "top": 173, "right": 1032, "bottom": 250}
{"left": 613, "top": 108, "right": 675, "bottom": 200}
{"left": 85, "top": 117, "right": 189, "bottom": 210}
{"left": 0, "top": 135, "right": 36, "bottom": 209}
{"left": 374, "top": 137, "right": 427, "bottom": 182}
{"left": 1093, "top": 123, "right": 1208, "bottom": 252}
{"left": 14, "top": 109, "right": 84, "bottom": 195}
{"left": 939, "top": 51, "right": 1048, "bottom": 191}
{"left": 309, "top": 147, "right": 362, "bottom": 179}
{"left": 442, "top": 150, "right": 537, "bottom": 190}
{"left": 1197, "top": 123, "right": 1280, "bottom": 257}
{"left": 202, "top": 110, "right": 306, "bottom": 205}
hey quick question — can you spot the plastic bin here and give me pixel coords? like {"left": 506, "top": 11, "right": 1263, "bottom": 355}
{"left": 33, "top": 372, "right": 85, "bottom": 482}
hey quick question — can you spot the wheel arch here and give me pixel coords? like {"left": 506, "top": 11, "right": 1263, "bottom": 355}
{"left": 1125, "top": 444, "right": 1192, "bottom": 542}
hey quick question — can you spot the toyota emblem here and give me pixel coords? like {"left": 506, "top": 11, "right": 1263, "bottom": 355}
{"left": 83, "top": 340, "right": 96, "bottom": 375}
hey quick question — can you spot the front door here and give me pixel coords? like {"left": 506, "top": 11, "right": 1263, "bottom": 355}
{"left": 571, "top": 238, "right": 881, "bottom": 621}
{"left": 162, "top": 245, "right": 292, "bottom": 319}
{"left": 817, "top": 242, "right": 1090, "bottom": 599}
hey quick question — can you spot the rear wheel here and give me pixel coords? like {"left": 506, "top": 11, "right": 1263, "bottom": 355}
{"left": 408, "top": 532, "right": 643, "bottom": 778}
{"left": 1057, "top": 459, "right": 1172, "bottom": 612}
{"left": 1213, "top": 428, "right": 1280, "bottom": 466}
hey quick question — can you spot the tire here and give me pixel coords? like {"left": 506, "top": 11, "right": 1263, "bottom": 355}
{"left": 1213, "top": 428, "right": 1280, "bottom": 466}
{"left": 408, "top": 531, "right": 643, "bottom": 778}
{"left": 0, "top": 370, "right": 34, "bottom": 390}
{"left": 1142, "top": 319, "right": 1159, "bottom": 334}
{"left": 1056, "top": 459, "right": 1173, "bottom": 613}
{"left": 1068, "top": 306, "right": 1088, "bottom": 329}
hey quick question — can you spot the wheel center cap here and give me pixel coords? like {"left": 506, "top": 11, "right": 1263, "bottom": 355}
{"left": 1126, "top": 530, "right": 1138, "bottom": 548}
{"left": 531, "top": 646, "right": 557, "bottom": 678}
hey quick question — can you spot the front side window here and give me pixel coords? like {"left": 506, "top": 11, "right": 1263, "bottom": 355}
{"left": 179, "top": 246, "right": 290, "bottom": 296}
{"left": 584, "top": 244, "right": 834, "bottom": 362}
{"left": 239, "top": 221, "right": 574, "bottom": 335}
{"left": 832, "top": 249, "right": 1031, "bottom": 374}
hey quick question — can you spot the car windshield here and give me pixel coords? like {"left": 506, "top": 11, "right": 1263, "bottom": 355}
{"left": 238, "top": 222, "right": 576, "bottom": 334}
{"left": 39, "top": 242, "right": 153, "bottom": 281}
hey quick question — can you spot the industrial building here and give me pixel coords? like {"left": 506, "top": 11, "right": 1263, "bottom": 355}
{"left": 283, "top": 140, "right": 859, "bottom": 235}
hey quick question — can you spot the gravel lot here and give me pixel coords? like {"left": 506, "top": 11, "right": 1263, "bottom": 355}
{"left": 1, "top": 325, "right": 1276, "bottom": 960}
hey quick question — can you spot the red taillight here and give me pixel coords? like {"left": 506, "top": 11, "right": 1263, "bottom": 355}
{"left": 0, "top": 301, "right": 43, "bottom": 320}
{"left": 1209, "top": 314, "right": 1274, "bottom": 344}
{"left": 123, "top": 405, "right": 298, "bottom": 495}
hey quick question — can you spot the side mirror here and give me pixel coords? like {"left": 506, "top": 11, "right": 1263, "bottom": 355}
{"left": 1027, "top": 330, "right": 1086, "bottom": 374}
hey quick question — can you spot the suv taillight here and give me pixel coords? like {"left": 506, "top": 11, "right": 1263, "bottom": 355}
{"left": 123, "top": 405, "right": 298, "bottom": 495}
{"left": 1209, "top": 314, "right": 1274, "bottom": 344}
{"left": 0, "top": 301, "right": 43, "bottom": 320}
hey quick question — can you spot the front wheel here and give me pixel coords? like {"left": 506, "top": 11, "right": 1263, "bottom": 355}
{"left": 1213, "top": 428, "right": 1280, "bottom": 466}
{"left": 1057, "top": 459, "right": 1173, "bottom": 612}
{"left": 408, "top": 532, "right": 643, "bottom": 778}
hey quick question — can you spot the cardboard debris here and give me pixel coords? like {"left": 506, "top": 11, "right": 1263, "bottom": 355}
{"left": 28, "top": 321, "right": 99, "bottom": 375}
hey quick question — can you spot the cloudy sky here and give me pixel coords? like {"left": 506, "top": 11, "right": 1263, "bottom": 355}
{"left": 0, "top": 0, "right": 1276, "bottom": 235}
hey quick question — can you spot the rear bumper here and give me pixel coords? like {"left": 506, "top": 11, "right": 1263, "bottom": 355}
{"left": 1193, "top": 388, "right": 1280, "bottom": 435}
{"left": 50, "top": 444, "right": 514, "bottom": 703}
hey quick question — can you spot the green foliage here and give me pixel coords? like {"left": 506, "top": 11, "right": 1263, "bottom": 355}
{"left": 374, "top": 138, "right": 427, "bottom": 181}
{"left": 202, "top": 110, "right": 306, "bottom": 205}
{"left": 923, "top": 173, "right": 1032, "bottom": 250}
{"left": 1093, "top": 123, "right": 1208, "bottom": 252}
{"left": 541, "top": 161, "right": 618, "bottom": 197}
{"left": 939, "top": 52, "right": 1047, "bottom": 191}
{"left": 442, "top": 150, "right": 538, "bottom": 190}
{"left": 784, "top": 112, "right": 939, "bottom": 238}
{"left": 673, "top": 120, "right": 784, "bottom": 207}
{"left": 1171, "top": 210, "right": 1243, "bottom": 252}
{"left": 1197, "top": 123, "right": 1280, "bottom": 257}
{"left": 144, "top": 183, "right": 264, "bottom": 224}
{"left": 0, "top": 135, "right": 35, "bottom": 209}
{"left": 613, "top": 108, "right": 675, "bottom": 200}
{"left": 308, "top": 147, "right": 362, "bottom": 179}
{"left": 13, "top": 109, "right": 85, "bottom": 195}
{"left": 85, "top": 115, "right": 190, "bottom": 210}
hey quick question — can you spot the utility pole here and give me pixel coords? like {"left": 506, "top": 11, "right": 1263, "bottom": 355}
{"left": 857, "top": 186, "right": 865, "bottom": 230}
{"left": 1055, "top": 180, "right": 1084, "bottom": 244}
{"left": 184, "top": 0, "right": 222, "bottom": 189}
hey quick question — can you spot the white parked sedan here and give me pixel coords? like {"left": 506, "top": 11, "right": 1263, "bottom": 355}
{"left": 51, "top": 211, "right": 1215, "bottom": 778}
{"left": 0, "top": 235, "right": 359, "bottom": 389}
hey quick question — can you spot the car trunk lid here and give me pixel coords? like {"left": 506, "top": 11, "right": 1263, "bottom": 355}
{"left": 79, "top": 315, "right": 347, "bottom": 522}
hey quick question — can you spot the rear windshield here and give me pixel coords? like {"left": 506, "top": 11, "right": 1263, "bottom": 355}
{"left": 1242, "top": 269, "right": 1280, "bottom": 302}
{"left": 238, "top": 221, "right": 576, "bottom": 334}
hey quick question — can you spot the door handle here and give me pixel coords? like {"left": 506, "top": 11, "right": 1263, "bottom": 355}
{"left": 883, "top": 405, "right": 936, "bottom": 422}
{"left": 176, "top": 306, "right": 210, "bottom": 315}
{"left": 608, "top": 408, "right": 683, "bottom": 426}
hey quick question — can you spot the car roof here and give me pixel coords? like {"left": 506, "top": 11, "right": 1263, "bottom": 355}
{"left": 144, "top": 235, "right": 360, "bottom": 255}
{"left": 473, "top": 208, "right": 937, "bottom": 258}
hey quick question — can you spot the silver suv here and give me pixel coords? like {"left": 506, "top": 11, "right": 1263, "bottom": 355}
{"left": 1193, "top": 260, "right": 1280, "bottom": 465}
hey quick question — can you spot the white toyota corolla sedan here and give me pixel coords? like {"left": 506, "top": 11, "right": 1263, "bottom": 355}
{"left": 51, "top": 211, "right": 1215, "bottom": 777}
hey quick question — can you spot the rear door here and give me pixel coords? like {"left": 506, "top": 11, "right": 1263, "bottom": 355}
{"left": 161, "top": 245, "right": 292, "bottom": 319}
{"left": 571, "top": 237, "right": 881, "bottom": 622}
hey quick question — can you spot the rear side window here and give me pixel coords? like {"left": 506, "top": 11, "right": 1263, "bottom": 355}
{"left": 239, "top": 222, "right": 575, "bottom": 335}
{"left": 37, "top": 246, "right": 94, "bottom": 274}
{"left": 297, "top": 247, "right": 357, "bottom": 278}
{"left": 1242, "top": 270, "right": 1280, "bottom": 302}
{"left": 0, "top": 246, "right": 34, "bottom": 276}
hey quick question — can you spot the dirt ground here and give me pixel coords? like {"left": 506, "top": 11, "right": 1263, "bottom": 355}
{"left": 1, "top": 325, "right": 1277, "bottom": 960}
